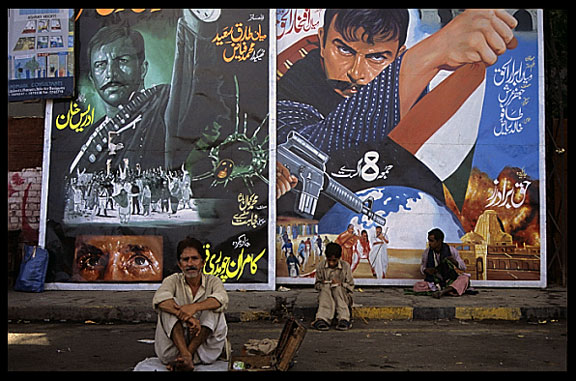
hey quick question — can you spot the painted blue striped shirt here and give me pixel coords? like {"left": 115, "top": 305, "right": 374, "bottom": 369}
{"left": 277, "top": 51, "right": 410, "bottom": 155}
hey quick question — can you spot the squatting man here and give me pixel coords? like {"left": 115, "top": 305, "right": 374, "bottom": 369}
{"left": 414, "top": 228, "right": 470, "bottom": 298}
{"left": 153, "top": 237, "right": 229, "bottom": 371}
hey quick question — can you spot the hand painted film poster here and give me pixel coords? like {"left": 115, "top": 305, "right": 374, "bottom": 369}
{"left": 42, "top": 9, "right": 546, "bottom": 290}
{"left": 8, "top": 9, "right": 75, "bottom": 101}
{"left": 43, "top": 9, "right": 273, "bottom": 289}
{"left": 275, "top": 9, "right": 546, "bottom": 287}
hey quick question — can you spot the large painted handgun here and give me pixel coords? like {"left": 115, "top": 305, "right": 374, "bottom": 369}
{"left": 277, "top": 131, "right": 387, "bottom": 227}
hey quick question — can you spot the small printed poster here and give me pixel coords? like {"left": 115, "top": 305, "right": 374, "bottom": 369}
{"left": 8, "top": 9, "right": 75, "bottom": 101}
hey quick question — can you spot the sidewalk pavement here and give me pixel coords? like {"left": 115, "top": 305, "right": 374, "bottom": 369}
{"left": 7, "top": 285, "right": 567, "bottom": 324}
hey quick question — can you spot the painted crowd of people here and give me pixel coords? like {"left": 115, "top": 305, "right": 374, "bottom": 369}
{"left": 64, "top": 163, "right": 195, "bottom": 224}
{"left": 280, "top": 224, "right": 390, "bottom": 279}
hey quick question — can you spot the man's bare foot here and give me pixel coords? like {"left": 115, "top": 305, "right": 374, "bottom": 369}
{"left": 167, "top": 354, "right": 194, "bottom": 371}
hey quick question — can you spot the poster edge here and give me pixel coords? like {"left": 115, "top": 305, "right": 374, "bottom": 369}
{"left": 38, "top": 99, "right": 53, "bottom": 248}
{"left": 536, "top": 8, "right": 547, "bottom": 289}
{"left": 267, "top": 8, "right": 278, "bottom": 291}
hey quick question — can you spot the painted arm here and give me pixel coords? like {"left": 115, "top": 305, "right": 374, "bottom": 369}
{"left": 399, "top": 9, "right": 518, "bottom": 118}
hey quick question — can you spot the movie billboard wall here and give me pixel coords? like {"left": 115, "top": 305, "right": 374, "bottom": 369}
{"left": 43, "top": 9, "right": 273, "bottom": 289}
{"left": 8, "top": 9, "right": 75, "bottom": 101}
{"left": 275, "top": 9, "right": 545, "bottom": 286}
{"left": 42, "top": 9, "right": 546, "bottom": 290}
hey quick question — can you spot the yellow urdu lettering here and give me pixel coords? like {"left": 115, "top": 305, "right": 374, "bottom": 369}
{"left": 203, "top": 247, "right": 266, "bottom": 282}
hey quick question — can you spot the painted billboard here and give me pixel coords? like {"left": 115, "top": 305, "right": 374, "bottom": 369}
{"left": 43, "top": 9, "right": 273, "bottom": 289}
{"left": 39, "top": 9, "right": 545, "bottom": 290}
{"left": 275, "top": 9, "right": 545, "bottom": 287}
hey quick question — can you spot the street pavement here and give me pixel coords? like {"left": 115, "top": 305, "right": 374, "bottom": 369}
{"left": 7, "top": 286, "right": 567, "bottom": 371}
{"left": 8, "top": 320, "right": 567, "bottom": 371}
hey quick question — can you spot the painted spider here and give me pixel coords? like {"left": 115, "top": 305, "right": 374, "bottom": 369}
{"left": 189, "top": 76, "right": 269, "bottom": 193}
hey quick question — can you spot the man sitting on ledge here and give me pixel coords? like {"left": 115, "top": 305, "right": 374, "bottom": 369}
{"left": 153, "top": 236, "right": 229, "bottom": 371}
{"left": 413, "top": 228, "right": 471, "bottom": 298}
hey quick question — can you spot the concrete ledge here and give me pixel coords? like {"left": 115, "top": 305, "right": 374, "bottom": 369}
{"left": 352, "top": 306, "right": 539, "bottom": 321}
{"left": 455, "top": 307, "right": 522, "bottom": 321}
{"left": 413, "top": 307, "right": 455, "bottom": 320}
{"left": 7, "top": 288, "right": 567, "bottom": 323}
{"left": 10, "top": 304, "right": 565, "bottom": 323}
{"left": 520, "top": 306, "right": 567, "bottom": 321}
{"left": 353, "top": 306, "right": 413, "bottom": 320}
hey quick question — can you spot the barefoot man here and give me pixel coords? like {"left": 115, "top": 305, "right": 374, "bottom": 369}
{"left": 153, "top": 237, "right": 229, "bottom": 371}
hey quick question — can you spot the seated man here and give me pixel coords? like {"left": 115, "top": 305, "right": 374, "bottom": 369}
{"left": 153, "top": 237, "right": 229, "bottom": 371}
{"left": 312, "top": 242, "right": 354, "bottom": 331}
{"left": 414, "top": 228, "right": 471, "bottom": 298}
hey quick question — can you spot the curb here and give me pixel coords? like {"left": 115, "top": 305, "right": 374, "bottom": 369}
{"left": 354, "top": 306, "right": 413, "bottom": 320}
{"left": 8, "top": 287, "right": 567, "bottom": 324}
{"left": 236, "top": 305, "right": 567, "bottom": 323}
{"left": 8, "top": 305, "right": 566, "bottom": 323}
{"left": 354, "top": 306, "right": 567, "bottom": 321}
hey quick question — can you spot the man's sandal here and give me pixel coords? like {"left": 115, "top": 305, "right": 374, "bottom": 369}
{"left": 335, "top": 319, "right": 351, "bottom": 331}
{"left": 312, "top": 319, "right": 330, "bottom": 331}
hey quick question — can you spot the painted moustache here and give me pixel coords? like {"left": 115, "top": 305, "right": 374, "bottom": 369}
{"left": 100, "top": 81, "right": 125, "bottom": 91}
{"left": 327, "top": 79, "right": 364, "bottom": 94}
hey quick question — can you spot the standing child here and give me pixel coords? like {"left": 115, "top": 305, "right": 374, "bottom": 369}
{"left": 312, "top": 242, "right": 354, "bottom": 331}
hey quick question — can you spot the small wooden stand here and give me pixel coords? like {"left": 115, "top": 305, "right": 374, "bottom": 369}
{"left": 229, "top": 317, "right": 307, "bottom": 371}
